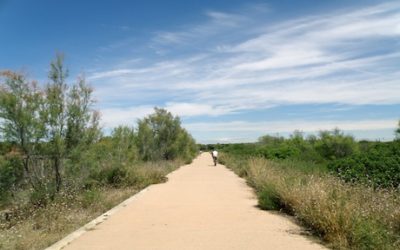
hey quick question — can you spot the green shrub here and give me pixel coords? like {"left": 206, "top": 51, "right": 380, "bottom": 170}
{"left": 94, "top": 166, "right": 128, "bottom": 187}
{"left": 315, "top": 129, "right": 358, "bottom": 160}
{"left": 329, "top": 142, "right": 400, "bottom": 188}
{"left": 219, "top": 143, "right": 260, "bottom": 157}
{"left": 0, "top": 155, "right": 24, "bottom": 205}
{"left": 257, "top": 184, "right": 281, "bottom": 210}
{"left": 83, "top": 178, "right": 100, "bottom": 190}
{"left": 29, "top": 183, "right": 56, "bottom": 207}
{"left": 351, "top": 219, "right": 394, "bottom": 250}
{"left": 219, "top": 153, "right": 249, "bottom": 177}
{"left": 106, "top": 167, "right": 127, "bottom": 186}
{"left": 80, "top": 189, "right": 101, "bottom": 208}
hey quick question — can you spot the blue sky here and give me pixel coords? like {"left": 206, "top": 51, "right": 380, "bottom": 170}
{"left": 1, "top": 0, "right": 399, "bottom": 143}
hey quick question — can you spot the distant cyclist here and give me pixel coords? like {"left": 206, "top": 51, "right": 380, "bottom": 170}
{"left": 212, "top": 150, "right": 218, "bottom": 166}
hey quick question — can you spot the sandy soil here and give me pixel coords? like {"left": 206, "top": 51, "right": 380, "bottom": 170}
{"left": 62, "top": 153, "right": 326, "bottom": 250}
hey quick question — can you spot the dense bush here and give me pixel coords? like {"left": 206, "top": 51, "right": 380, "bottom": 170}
{"left": 95, "top": 166, "right": 128, "bottom": 186}
{"left": 0, "top": 154, "right": 24, "bottom": 205}
{"left": 314, "top": 129, "right": 358, "bottom": 160}
{"left": 329, "top": 141, "right": 400, "bottom": 188}
{"left": 258, "top": 144, "right": 301, "bottom": 159}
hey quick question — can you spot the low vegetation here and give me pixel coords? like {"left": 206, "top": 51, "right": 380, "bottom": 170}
{"left": 0, "top": 55, "right": 197, "bottom": 249}
{"left": 215, "top": 126, "right": 400, "bottom": 249}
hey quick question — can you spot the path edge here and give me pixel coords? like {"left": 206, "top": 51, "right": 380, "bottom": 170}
{"left": 45, "top": 163, "right": 189, "bottom": 250}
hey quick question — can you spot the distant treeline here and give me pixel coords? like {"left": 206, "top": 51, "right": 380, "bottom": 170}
{"left": 0, "top": 54, "right": 197, "bottom": 207}
{"left": 202, "top": 127, "right": 400, "bottom": 188}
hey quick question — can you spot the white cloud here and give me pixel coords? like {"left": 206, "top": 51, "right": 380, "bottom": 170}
{"left": 100, "top": 106, "right": 154, "bottom": 128}
{"left": 165, "top": 102, "right": 232, "bottom": 117}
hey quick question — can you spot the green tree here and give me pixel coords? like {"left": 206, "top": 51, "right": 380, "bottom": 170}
{"left": 66, "top": 77, "right": 96, "bottom": 150}
{"left": 174, "top": 128, "right": 197, "bottom": 163}
{"left": 136, "top": 118, "right": 154, "bottom": 161}
{"left": 43, "top": 54, "right": 69, "bottom": 192}
{"left": 0, "top": 71, "right": 45, "bottom": 188}
{"left": 42, "top": 54, "right": 100, "bottom": 192}
{"left": 137, "top": 108, "right": 196, "bottom": 161}
{"left": 111, "top": 126, "right": 137, "bottom": 164}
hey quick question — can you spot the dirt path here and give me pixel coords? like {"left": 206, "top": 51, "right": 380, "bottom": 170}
{"left": 61, "top": 153, "right": 325, "bottom": 250}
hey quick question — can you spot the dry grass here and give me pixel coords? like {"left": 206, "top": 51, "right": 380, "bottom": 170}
{"left": 0, "top": 160, "right": 180, "bottom": 250}
{"left": 0, "top": 188, "right": 137, "bottom": 250}
{"left": 222, "top": 154, "right": 400, "bottom": 250}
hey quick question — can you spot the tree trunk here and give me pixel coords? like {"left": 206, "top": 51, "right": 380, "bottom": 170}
{"left": 23, "top": 154, "right": 36, "bottom": 190}
{"left": 54, "top": 156, "right": 62, "bottom": 192}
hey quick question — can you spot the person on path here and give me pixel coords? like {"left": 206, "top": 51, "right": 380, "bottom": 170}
{"left": 212, "top": 150, "right": 218, "bottom": 166}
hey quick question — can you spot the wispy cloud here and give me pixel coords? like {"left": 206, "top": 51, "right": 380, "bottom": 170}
{"left": 88, "top": 1, "right": 400, "bottom": 140}
{"left": 150, "top": 7, "right": 255, "bottom": 48}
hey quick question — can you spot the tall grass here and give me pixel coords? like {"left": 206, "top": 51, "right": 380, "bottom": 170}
{"left": 221, "top": 154, "right": 400, "bottom": 249}
{"left": 0, "top": 160, "right": 181, "bottom": 250}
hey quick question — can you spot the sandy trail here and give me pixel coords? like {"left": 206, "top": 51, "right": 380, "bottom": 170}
{"left": 62, "top": 153, "right": 325, "bottom": 250}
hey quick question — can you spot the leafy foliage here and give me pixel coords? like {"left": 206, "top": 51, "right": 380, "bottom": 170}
{"left": 137, "top": 108, "right": 197, "bottom": 161}
{"left": 314, "top": 128, "right": 358, "bottom": 160}
{"left": 329, "top": 141, "right": 400, "bottom": 188}
{"left": 0, "top": 71, "right": 45, "bottom": 189}
{"left": 0, "top": 154, "right": 24, "bottom": 204}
